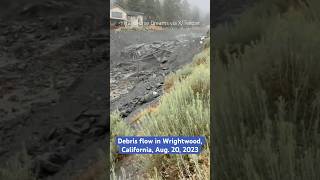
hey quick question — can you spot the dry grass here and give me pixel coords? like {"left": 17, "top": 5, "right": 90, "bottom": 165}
{"left": 163, "top": 48, "right": 209, "bottom": 94}
{"left": 130, "top": 104, "right": 159, "bottom": 124}
{"left": 163, "top": 74, "right": 176, "bottom": 93}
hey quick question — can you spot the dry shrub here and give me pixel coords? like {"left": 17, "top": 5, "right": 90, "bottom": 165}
{"left": 130, "top": 104, "right": 159, "bottom": 124}
{"left": 192, "top": 48, "right": 210, "bottom": 66}
{"left": 163, "top": 74, "right": 176, "bottom": 93}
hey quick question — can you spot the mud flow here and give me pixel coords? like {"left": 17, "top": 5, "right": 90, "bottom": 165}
{"left": 110, "top": 29, "right": 208, "bottom": 123}
{"left": 0, "top": 0, "right": 108, "bottom": 179}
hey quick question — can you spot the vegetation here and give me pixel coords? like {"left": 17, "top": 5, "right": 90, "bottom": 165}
{"left": 110, "top": 40, "right": 210, "bottom": 179}
{"left": 114, "top": 0, "right": 202, "bottom": 22}
{"left": 213, "top": 0, "right": 320, "bottom": 179}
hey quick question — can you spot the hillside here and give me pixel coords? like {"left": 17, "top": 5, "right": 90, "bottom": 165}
{"left": 213, "top": 0, "right": 320, "bottom": 179}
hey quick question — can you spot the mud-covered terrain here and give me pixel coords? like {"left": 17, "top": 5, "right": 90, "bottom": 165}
{"left": 0, "top": 0, "right": 108, "bottom": 179}
{"left": 110, "top": 29, "right": 208, "bottom": 122}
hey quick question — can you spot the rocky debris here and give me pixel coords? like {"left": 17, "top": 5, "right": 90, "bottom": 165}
{"left": 120, "top": 41, "right": 177, "bottom": 61}
{"left": 0, "top": 0, "right": 108, "bottom": 179}
{"left": 140, "top": 92, "right": 159, "bottom": 104}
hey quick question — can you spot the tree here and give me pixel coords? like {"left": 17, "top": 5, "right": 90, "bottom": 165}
{"left": 143, "top": 0, "right": 156, "bottom": 21}
{"left": 202, "top": 12, "right": 210, "bottom": 25}
{"left": 191, "top": 6, "right": 200, "bottom": 22}
{"left": 162, "top": 0, "right": 182, "bottom": 21}
{"left": 181, "top": 0, "right": 190, "bottom": 20}
{"left": 115, "top": 0, "right": 127, "bottom": 9}
{"left": 127, "top": 0, "right": 143, "bottom": 12}
{"left": 154, "top": 0, "right": 162, "bottom": 20}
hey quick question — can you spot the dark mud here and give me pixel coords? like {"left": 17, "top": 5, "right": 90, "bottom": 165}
{"left": 0, "top": 0, "right": 108, "bottom": 179}
{"left": 110, "top": 29, "right": 208, "bottom": 123}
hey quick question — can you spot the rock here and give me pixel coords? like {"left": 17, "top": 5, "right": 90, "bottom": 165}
{"left": 161, "top": 58, "right": 168, "bottom": 64}
{"left": 140, "top": 93, "right": 154, "bottom": 103}
{"left": 156, "top": 83, "right": 163, "bottom": 88}
{"left": 152, "top": 91, "right": 158, "bottom": 97}
{"left": 120, "top": 110, "right": 129, "bottom": 117}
